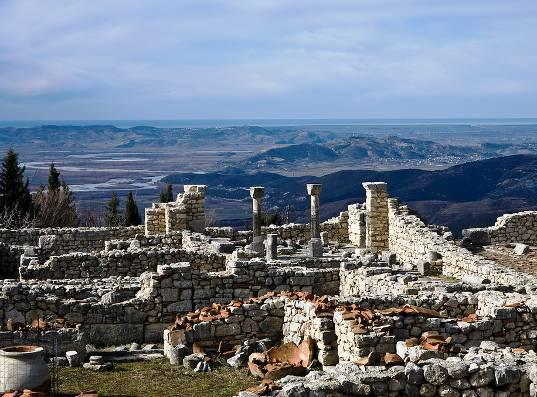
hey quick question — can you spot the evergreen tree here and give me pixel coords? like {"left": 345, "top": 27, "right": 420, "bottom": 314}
{"left": 105, "top": 192, "right": 121, "bottom": 226}
{"left": 0, "top": 148, "right": 32, "bottom": 224}
{"left": 48, "top": 163, "right": 61, "bottom": 191}
{"left": 124, "top": 192, "right": 141, "bottom": 226}
{"left": 159, "top": 184, "right": 174, "bottom": 203}
{"left": 32, "top": 168, "right": 79, "bottom": 227}
{"left": 166, "top": 184, "right": 173, "bottom": 202}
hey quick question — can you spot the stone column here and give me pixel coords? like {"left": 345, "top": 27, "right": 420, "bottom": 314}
{"left": 266, "top": 233, "right": 278, "bottom": 260}
{"left": 249, "top": 187, "right": 265, "bottom": 253}
{"left": 307, "top": 184, "right": 323, "bottom": 257}
{"left": 362, "top": 182, "right": 389, "bottom": 253}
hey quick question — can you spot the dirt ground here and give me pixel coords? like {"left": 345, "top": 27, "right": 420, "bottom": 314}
{"left": 475, "top": 244, "right": 537, "bottom": 276}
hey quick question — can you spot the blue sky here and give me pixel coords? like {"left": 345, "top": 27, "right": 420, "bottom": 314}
{"left": 0, "top": 0, "right": 536, "bottom": 120}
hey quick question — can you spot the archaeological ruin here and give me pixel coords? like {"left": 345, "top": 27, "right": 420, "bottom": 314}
{"left": 2, "top": 181, "right": 537, "bottom": 396}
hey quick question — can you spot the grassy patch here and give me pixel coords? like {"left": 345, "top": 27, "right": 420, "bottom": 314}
{"left": 56, "top": 358, "right": 258, "bottom": 397}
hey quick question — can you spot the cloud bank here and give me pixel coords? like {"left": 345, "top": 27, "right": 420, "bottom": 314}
{"left": 0, "top": 0, "right": 536, "bottom": 119}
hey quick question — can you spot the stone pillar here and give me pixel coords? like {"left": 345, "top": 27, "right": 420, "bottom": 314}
{"left": 362, "top": 182, "right": 389, "bottom": 253}
{"left": 183, "top": 185, "right": 207, "bottom": 232}
{"left": 249, "top": 187, "right": 265, "bottom": 254}
{"left": 266, "top": 233, "right": 278, "bottom": 260}
{"left": 320, "top": 231, "right": 329, "bottom": 246}
{"left": 307, "top": 184, "right": 323, "bottom": 257}
{"left": 307, "top": 184, "right": 322, "bottom": 238}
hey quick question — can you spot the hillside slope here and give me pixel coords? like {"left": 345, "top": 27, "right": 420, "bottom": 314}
{"left": 164, "top": 154, "right": 537, "bottom": 233}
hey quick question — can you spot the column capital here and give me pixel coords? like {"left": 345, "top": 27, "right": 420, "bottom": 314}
{"left": 307, "top": 183, "right": 322, "bottom": 196}
{"left": 249, "top": 186, "right": 265, "bottom": 199}
{"left": 362, "top": 182, "right": 387, "bottom": 192}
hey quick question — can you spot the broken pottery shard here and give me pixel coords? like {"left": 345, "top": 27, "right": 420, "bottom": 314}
{"left": 384, "top": 353, "right": 404, "bottom": 366}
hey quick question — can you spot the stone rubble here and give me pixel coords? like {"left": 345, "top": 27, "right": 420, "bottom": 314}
{"left": 0, "top": 182, "right": 537, "bottom": 395}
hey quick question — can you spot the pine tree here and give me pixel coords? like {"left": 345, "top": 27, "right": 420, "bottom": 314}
{"left": 160, "top": 184, "right": 174, "bottom": 203}
{"left": 124, "top": 192, "right": 141, "bottom": 226}
{"left": 48, "top": 163, "right": 61, "bottom": 191}
{"left": 105, "top": 192, "right": 120, "bottom": 226}
{"left": 0, "top": 148, "right": 32, "bottom": 224}
{"left": 166, "top": 184, "right": 173, "bottom": 202}
{"left": 31, "top": 168, "right": 79, "bottom": 228}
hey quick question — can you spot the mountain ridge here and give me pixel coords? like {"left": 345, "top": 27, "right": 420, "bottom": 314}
{"left": 164, "top": 154, "right": 537, "bottom": 233}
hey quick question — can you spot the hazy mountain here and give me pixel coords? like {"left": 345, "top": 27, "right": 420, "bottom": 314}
{"left": 0, "top": 125, "right": 336, "bottom": 151}
{"left": 239, "top": 135, "right": 537, "bottom": 170}
{"left": 164, "top": 154, "right": 537, "bottom": 233}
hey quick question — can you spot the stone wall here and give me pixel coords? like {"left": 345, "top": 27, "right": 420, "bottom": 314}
{"left": 203, "top": 212, "right": 350, "bottom": 244}
{"left": 136, "top": 261, "right": 323, "bottom": 322}
{"left": 283, "top": 298, "right": 339, "bottom": 366}
{"left": 105, "top": 232, "right": 183, "bottom": 251}
{"left": 0, "top": 277, "right": 159, "bottom": 346}
{"left": 0, "top": 226, "right": 143, "bottom": 255}
{"left": 261, "top": 211, "right": 349, "bottom": 244}
{"left": 335, "top": 290, "right": 537, "bottom": 363}
{"left": 388, "top": 199, "right": 537, "bottom": 289}
{"left": 347, "top": 203, "right": 366, "bottom": 248}
{"left": 19, "top": 247, "right": 227, "bottom": 280}
{"left": 145, "top": 185, "right": 206, "bottom": 236}
{"left": 0, "top": 243, "right": 23, "bottom": 278}
{"left": 463, "top": 210, "right": 537, "bottom": 246}
{"left": 275, "top": 347, "right": 534, "bottom": 396}
{"left": 165, "top": 295, "right": 286, "bottom": 351}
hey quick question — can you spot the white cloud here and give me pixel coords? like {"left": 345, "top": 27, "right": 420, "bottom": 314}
{"left": 0, "top": 0, "right": 535, "bottom": 118}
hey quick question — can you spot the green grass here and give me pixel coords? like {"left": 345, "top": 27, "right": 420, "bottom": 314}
{"left": 56, "top": 358, "right": 258, "bottom": 397}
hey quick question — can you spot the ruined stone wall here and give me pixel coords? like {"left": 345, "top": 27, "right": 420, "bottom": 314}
{"left": 202, "top": 212, "right": 350, "bottom": 244}
{"left": 283, "top": 299, "right": 339, "bottom": 366}
{"left": 274, "top": 353, "right": 532, "bottom": 397}
{"left": 335, "top": 290, "right": 537, "bottom": 363}
{"left": 339, "top": 262, "right": 435, "bottom": 299}
{"left": 0, "top": 277, "right": 158, "bottom": 345}
{"left": 105, "top": 232, "right": 183, "bottom": 251}
{"left": 0, "top": 243, "right": 23, "bottom": 278}
{"left": 0, "top": 226, "right": 143, "bottom": 254}
{"left": 463, "top": 210, "right": 537, "bottom": 246}
{"left": 145, "top": 185, "right": 206, "bottom": 236}
{"left": 166, "top": 296, "right": 285, "bottom": 351}
{"left": 165, "top": 295, "right": 339, "bottom": 365}
{"left": 347, "top": 203, "right": 366, "bottom": 248}
{"left": 136, "top": 261, "right": 322, "bottom": 324}
{"left": 388, "top": 199, "right": 536, "bottom": 289}
{"left": 19, "top": 247, "right": 226, "bottom": 280}
{"left": 144, "top": 206, "right": 166, "bottom": 235}
{"left": 261, "top": 211, "right": 349, "bottom": 244}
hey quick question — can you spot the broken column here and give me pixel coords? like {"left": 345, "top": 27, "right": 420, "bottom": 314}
{"left": 307, "top": 184, "right": 323, "bottom": 257}
{"left": 363, "top": 182, "right": 389, "bottom": 253}
{"left": 266, "top": 233, "right": 278, "bottom": 260}
{"left": 249, "top": 186, "right": 265, "bottom": 254}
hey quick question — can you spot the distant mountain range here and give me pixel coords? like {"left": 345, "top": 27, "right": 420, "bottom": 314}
{"left": 164, "top": 154, "right": 537, "bottom": 234}
{"left": 0, "top": 125, "right": 337, "bottom": 150}
{"left": 237, "top": 136, "right": 536, "bottom": 170}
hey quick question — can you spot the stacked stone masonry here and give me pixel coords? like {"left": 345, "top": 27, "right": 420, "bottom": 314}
{"left": 463, "top": 211, "right": 537, "bottom": 246}
{"left": 1, "top": 180, "right": 537, "bottom": 396}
